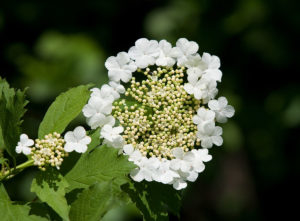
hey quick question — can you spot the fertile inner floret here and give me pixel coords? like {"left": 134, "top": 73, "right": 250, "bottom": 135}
{"left": 113, "top": 66, "right": 202, "bottom": 159}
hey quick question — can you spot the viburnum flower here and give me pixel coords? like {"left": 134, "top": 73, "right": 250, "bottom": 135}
{"left": 208, "top": 96, "right": 235, "bottom": 123}
{"left": 105, "top": 52, "right": 137, "bottom": 83}
{"left": 100, "top": 124, "right": 124, "bottom": 148}
{"left": 64, "top": 126, "right": 91, "bottom": 153}
{"left": 15, "top": 134, "right": 34, "bottom": 155}
{"left": 82, "top": 38, "right": 235, "bottom": 190}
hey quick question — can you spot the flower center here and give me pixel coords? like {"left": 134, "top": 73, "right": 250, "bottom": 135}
{"left": 113, "top": 66, "right": 202, "bottom": 159}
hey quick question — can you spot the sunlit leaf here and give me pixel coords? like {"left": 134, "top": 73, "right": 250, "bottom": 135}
{"left": 38, "top": 84, "right": 92, "bottom": 138}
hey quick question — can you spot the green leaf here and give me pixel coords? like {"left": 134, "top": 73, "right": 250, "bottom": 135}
{"left": 122, "top": 181, "right": 182, "bottom": 221}
{"left": 0, "top": 183, "right": 48, "bottom": 221}
{"left": 31, "top": 167, "right": 70, "bottom": 221}
{"left": 65, "top": 145, "right": 136, "bottom": 193}
{"left": 69, "top": 181, "right": 114, "bottom": 221}
{"left": 38, "top": 84, "right": 92, "bottom": 138}
{"left": 0, "top": 77, "right": 28, "bottom": 158}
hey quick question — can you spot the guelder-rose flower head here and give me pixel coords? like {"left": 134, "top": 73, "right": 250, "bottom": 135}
{"left": 82, "top": 38, "right": 235, "bottom": 190}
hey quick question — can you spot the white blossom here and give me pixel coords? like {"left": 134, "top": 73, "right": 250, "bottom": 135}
{"left": 208, "top": 97, "right": 235, "bottom": 123}
{"left": 15, "top": 134, "right": 34, "bottom": 155}
{"left": 105, "top": 52, "right": 137, "bottom": 83}
{"left": 108, "top": 81, "right": 125, "bottom": 99}
{"left": 82, "top": 96, "right": 113, "bottom": 129}
{"left": 155, "top": 40, "right": 181, "bottom": 67}
{"left": 193, "top": 107, "right": 215, "bottom": 130}
{"left": 154, "top": 159, "right": 180, "bottom": 184}
{"left": 196, "top": 122, "right": 223, "bottom": 148}
{"left": 128, "top": 38, "right": 160, "bottom": 68}
{"left": 130, "top": 157, "right": 160, "bottom": 182}
{"left": 170, "top": 148, "right": 195, "bottom": 173}
{"left": 64, "top": 126, "right": 91, "bottom": 153}
{"left": 176, "top": 38, "right": 199, "bottom": 66}
{"left": 100, "top": 124, "right": 124, "bottom": 148}
{"left": 201, "top": 52, "right": 222, "bottom": 82}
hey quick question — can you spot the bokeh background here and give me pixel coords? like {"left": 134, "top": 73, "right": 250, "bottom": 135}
{"left": 1, "top": 0, "right": 299, "bottom": 220}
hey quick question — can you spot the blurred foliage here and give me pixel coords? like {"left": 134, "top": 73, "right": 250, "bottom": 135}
{"left": 0, "top": 0, "right": 299, "bottom": 220}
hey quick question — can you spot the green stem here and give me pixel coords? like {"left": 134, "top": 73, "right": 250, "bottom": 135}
{"left": 0, "top": 159, "right": 34, "bottom": 181}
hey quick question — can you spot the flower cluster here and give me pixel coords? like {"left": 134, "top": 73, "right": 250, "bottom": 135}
{"left": 15, "top": 126, "right": 91, "bottom": 170}
{"left": 82, "top": 38, "right": 235, "bottom": 190}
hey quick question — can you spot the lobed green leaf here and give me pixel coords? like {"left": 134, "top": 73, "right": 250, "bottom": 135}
{"left": 31, "top": 167, "right": 70, "bottom": 221}
{"left": 0, "top": 183, "right": 48, "bottom": 221}
{"left": 65, "top": 145, "right": 136, "bottom": 193}
{"left": 69, "top": 181, "right": 114, "bottom": 221}
{"left": 38, "top": 84, "right": 92, "bottom": 138}
{"left": 122, "top": 181, "right": 182, "bottom": 221}
{"left": 0, "top": 77, "right": 28, "bottom": 159}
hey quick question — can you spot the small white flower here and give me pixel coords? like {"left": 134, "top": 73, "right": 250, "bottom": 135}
{"left": 201, "top": 52, "right": 222, "bottom": 82}
{"left": 208, "top": 97, "right": 235, "bottom": 123}
{"left": 15, "top": 134, "right": 34, "bottom": 155}
{"left": 154, "top": 159, "right": 180, "bottom": 184}
{"left": 192, "top": 107, "right": 215, "bottom": 130}
{"left": 64, "top": 126, "right": 91, "bottom": 153}
{"left": 90, "top": 85, "right": 115, "bottom": 102}
{"left": 196, "top": 122, "right": 223, "bottom": 148}
{"left": 191, "top": 149, "right": 212, "bottom": 173}
{"left": 128, "top": 38, "right": 160, "bottom": 69}
{"left": 100, "top": 124, "right": 124, "bottom": 148}
{"left": 130, "top": 157, "right": 160, "bottom": 182}
{"left": 176, "top": 38, "right": 199, "bottom": 66}
{"left": 109, "top": 81, "right": 125, "bottom": 99}
{"left": 184, "top": 78, "right": 218, "bottom": 101}
{"left": 155, "top": 40, "right": 181, "bottom": 67}
{"left": 170, "top": 148, "right": 195, "bottom": 173}
{"left": 83, "top": 96, "right": 114, "bottom": 129}
{"left": 105, "top": 52, "right": 137, "bottom": 83}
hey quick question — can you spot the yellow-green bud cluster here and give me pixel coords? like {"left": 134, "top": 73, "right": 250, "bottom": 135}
{"left": 31, "top": 132, "right": 67, "bottom": 171}
{"left": 113, "top": 66, "right": 202, "bottom": 159}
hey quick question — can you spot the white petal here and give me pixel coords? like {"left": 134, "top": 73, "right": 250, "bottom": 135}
{"left": 64, "top": 131, "right": 76, "bottom": 143}
{"left": 123, "top": 144, "right": 134, "bottom": 155}
{"left": 184, "top": 83, "right": 194, "bottom": 94}
{"left": 208, "top": 99, "right": 219, "bottom": 111}
{"left": 201, "top": 138, "right": 213, "bottom": 148}
{"left": 172, "top": 148, "right": 184, "bottom": 159}
{"left": 73, "top": 126, "right": 86, "bottom": 139}
{"left": 173, "top": 179, "right": 187, "bottom": 190}
{"left": 212, "top": 136, "right": 223, "bottom": 146}
{"left": 64, "top": 142, "right": 75, "bottom": 152}
{"left": 22, "top": 146, "right": 31, "bottom": 155}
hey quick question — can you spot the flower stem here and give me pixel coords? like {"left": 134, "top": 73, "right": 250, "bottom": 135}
{"left": 0, "top": 159, "right": 34, "bottom": 181}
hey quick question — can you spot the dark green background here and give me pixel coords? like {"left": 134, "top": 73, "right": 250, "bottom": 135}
{"left": 1, "top": 0, "right": 299, "bottom": 220}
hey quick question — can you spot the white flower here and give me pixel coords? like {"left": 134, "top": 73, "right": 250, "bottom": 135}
{"left": 90, "top": 85, "right": 115, "bottom": 102}
{"left": 100, "top": 124, "right": 124, "bottom": 148}
{"left": 130, "top": 157, "right": 160, "bottom": 182}
{"left": 196, "top": 122, "right": 223, "bottom": 148}
{"left": 105, "top": 52, "right": 137, "bottom": 83}
{"left": 192, "top": 107, "right": 215, "bottom": 130}
{"left": 191, "top": 149, "right": 212, "bottom": 173}
{"left": 176, "top": 38, "right": 199, "bottom": 66}
{"left": 108, "top": 81, "right": 125, "bottom": 99}
{"left": 201, "top": 52, "right": 222, "bottom": 82}
{"left": 128, "top": 38, "right": 160, "bottom": 69}
{"left": 64, "top": 126, "right": 91, "bottom": 153}
{"left": 170, "top": 148, "right": 195, "bottom": 173}
{"left": 15, "top": 134, "right": 34, "bottom": 155}
{"left": 184, "top": 54, "right": 202, "bottom": 69}
{"left": 82, "top": 96, "right": 114, "bottom": 129}
{"left": 172, "top": 178, "right": 188, "bottom": 190}
{"left": 208, "top": 97, "right": 235, "bottom": 123}
{"left": 184, "top": 78, "right": 218, "bottom": 101}
{"left": 154, "top": 159, "right": 180, "bottom": 184}
{"left": 155, "top": 40, "right": 181, "bottom": 67}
